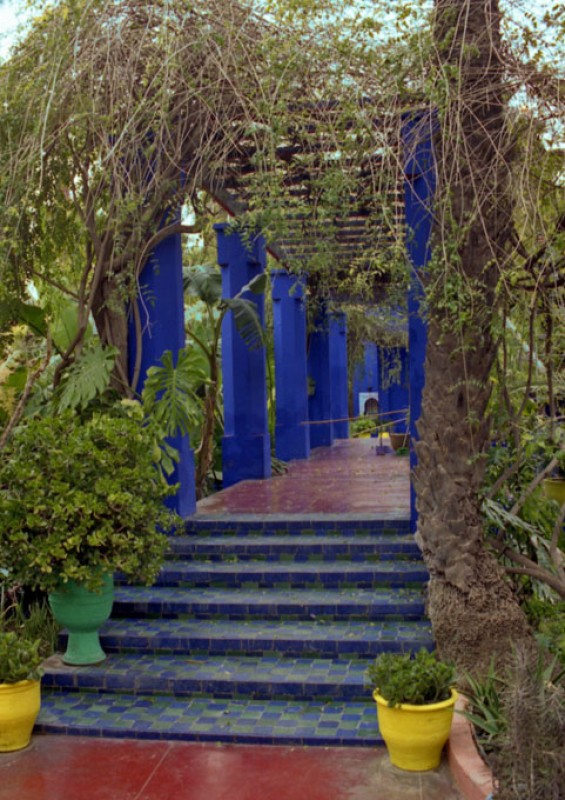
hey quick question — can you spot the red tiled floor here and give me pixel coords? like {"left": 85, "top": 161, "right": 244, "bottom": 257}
{"left": 197, "top": 438, "right": 410, "bottom": 517}
{"left": 0, "top": 737, "right": 462, "bottom": 800}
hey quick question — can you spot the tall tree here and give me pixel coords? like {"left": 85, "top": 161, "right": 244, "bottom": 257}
{"left": 412, "top": 0, "right": 533, "bottom": 669}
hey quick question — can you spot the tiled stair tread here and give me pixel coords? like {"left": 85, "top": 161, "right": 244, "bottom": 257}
{"left": 113, "top": 585, "right": 426, "bottom": 618}
{"left": 102, "top": 619, "right": 430, "bottom": 639}
{"left": 155, "top": 562, "right": 428, "bottom": 579}
{"left": 42, "top": 653, "right": 373, "bottom": 698}
{"left": 37, "top": 692, "right": 382, "bottom": 746}
{"left": 98, "top": 617, "right": 433, "bottom": 648}
{"left": 170, "top": 534, "right": 419, "bottom": 553}
{"left": 184, "top": 517, "right": 410, "bottom": 531}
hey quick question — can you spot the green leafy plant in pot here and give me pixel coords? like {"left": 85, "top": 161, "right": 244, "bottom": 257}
{"left": 366, "top": 649, "right": 457, "bottom": 771}
{"left": 0, "top": 405, "right": 179, "bottom": 665}
{"left": 0, "top": 632, "right": 43, "bottom": 751}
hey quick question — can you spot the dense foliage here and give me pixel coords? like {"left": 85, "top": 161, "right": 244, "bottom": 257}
{"left": 0, "top": 407, "right": 178, "bottom": 592}
{"left": 365, "top": 649, "right": 456, "bottom": 706}
{"left": 0, "top": 632, "right": 43, "bottom": 684}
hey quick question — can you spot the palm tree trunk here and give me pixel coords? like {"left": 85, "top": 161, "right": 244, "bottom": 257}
{"left": 413, "top": 0, "right": 533, "bottom": 672}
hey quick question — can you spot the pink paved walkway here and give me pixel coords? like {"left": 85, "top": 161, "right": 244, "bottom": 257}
{"left": 0, "top": 738, "right": 462, "bottom": 800}
{"left": 197, "top": 438, "right": 410, "bottom": 517}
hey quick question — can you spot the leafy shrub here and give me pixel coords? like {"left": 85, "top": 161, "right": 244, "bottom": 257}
{"left": 350, "top": 417, "right": 379, "bottom": 437}
{"left": 0, "top": 632, "right": 43, "bottom": 683}
{"left": 524, "top": 598, "right": 565, "bottom": 664}
{"left": 461, "top": 660, "right": 507, "bottom": 755}
{"left": 0, "top": 407, "right": 179, "bottom": 592}
{"left": 365, "top": 649, "right": 456, "bottom": 707}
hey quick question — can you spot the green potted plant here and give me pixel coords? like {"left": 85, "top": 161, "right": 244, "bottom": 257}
{"left": 0, "top": 632, "right": 43, "bottom": 752}
{"left": 366, "top": 649, "right": 458, "bottom": 771}
{"left": 0, "top": 405, "right": 179, "bottom": 665}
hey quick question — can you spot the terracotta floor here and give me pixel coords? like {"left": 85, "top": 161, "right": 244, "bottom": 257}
{"left": 198, "top": 437, "right": 410, "bottom": 518}
{"left": 0, "top": 737, "right": 462, "bottom": 800}
{"left": 1, "top": 440, "right": 464, "bottom": 799}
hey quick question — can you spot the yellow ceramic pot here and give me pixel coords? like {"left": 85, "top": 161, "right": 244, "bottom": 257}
{"left": 0, "top": 679, "right": 41, "bottom": 752}
{"left": 374, "top": 688, "right": 458, "bottom": 771}
{"left": 543, "top": 478, "right": 565, "bottom": 506}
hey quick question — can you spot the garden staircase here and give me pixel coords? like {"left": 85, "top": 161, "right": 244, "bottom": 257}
{"left": 39, "top": 515, "right": 432, "bottom": 745}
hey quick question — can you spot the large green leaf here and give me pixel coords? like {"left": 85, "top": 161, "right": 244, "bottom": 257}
{"left": 0, "top": 300, "right": 47, "bottom": 338}
{"left": 55, "top": 344, "right": 117, "bottom": 411}
{"left": 49, "top": 302, "right": 93, "bottom": 355}
{"left": 142, "top": 349, "right": 202, "bottom": 437}
{"left": 224, "top": 297, "right": 265, "bottom": 350}
{"left": 183, "top": 265, "right": 222, "bottom": 306}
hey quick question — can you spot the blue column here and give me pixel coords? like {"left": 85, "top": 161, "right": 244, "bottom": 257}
{"left": 352, "top": 342, "right": 379, "bottom": 417}
{"left": 403, "top": 112, "right": 436, "bottom": 532}
{"left": 308, "top": 306, "right": 334, "bottom": 448}
{"left": 378, "top": 347, "right": 409, "bottom": 433}
{"left": 272, "top": 269, "right": 310, "bottom": 461}
{"left": 128, "top": 221, "right": 196, "bottom": 517}
{"left": 215, "top": 223, "right": 270, "bottom": 487}
{"left": 330, "top": 312, "right": 349, "bottom": 439}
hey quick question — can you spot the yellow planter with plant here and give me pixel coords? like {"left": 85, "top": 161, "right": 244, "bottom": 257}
{"left": 0, "top": 633, "right": 43, "bottom": 752}
{"left": 367, "top": 649, "right": 457, "bottom": 771}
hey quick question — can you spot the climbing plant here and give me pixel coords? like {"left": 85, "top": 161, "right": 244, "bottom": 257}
{"left": 0, "top": 0, "right": 563, "bottom": 672}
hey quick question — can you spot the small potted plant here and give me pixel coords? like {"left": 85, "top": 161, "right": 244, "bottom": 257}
{"left": 0, "top": 632, "right": 43, "bottom": 752}
{"left": 366, "top": 649, "right": 458, "bottom": 771}
{"left": 0, "top": 404, "right": 179, "bottom": 666}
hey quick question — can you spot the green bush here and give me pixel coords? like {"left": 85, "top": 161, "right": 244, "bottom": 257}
{"left": 0, "top": 632, "right": 43, "bottom": 683}
{"left": 365, "top": 649, "right": 456, "bottom": 707}
{"left": 0, "top": 407, "right": 179, "bottom": 592}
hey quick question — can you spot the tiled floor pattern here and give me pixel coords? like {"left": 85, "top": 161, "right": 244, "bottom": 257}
{"left": 39, "top": 440, "right": 430, "bottom": 746}
{"left": 0, "top": 737, "right": 463, "bottom": 800}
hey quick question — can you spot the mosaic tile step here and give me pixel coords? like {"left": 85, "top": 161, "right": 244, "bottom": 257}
{"left": 94, "top": 617, "right": 434, "bottom": 658}
{"left": 42, "top": 653, "right": 375, "bottom": 701}
{"left": 112, "top": 585, "right": 427, "bottom": 621}
{"left": 36, "top": 691, "right": 383, "bottom": 747}
{"left": 146, "top": 561, "right": 429, "bottom": 589}
{"left": 169, "top": 535, "right": 420, "bottom": 561}
{"left": 182, "top": 517, "right": 411, "bottom": 535}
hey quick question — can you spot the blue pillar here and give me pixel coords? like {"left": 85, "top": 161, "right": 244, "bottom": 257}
{"left": 403, "top": 112, "right": 436, "bottom": 532}
{"left": 330, "top": 312, "right": 349, "bottom": 439}
{"left": 378, "top": 347, "right": 409, "bottom": 433}
{"left": 215, "top": 223, "right": 270, "bottom": 487}
{"left": 128, "top": 221, "right": 196, "bottom": 517}
{"left": 308, "top": 306, "right": 334, "bottom": 448}
{"left": 272, "top": 270, "right": 310, "bottom": 461}
{"left": 352, "top": 342, "right": 379, "bottom": 417}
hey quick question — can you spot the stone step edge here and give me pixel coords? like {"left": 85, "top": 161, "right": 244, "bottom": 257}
{"left": 41, "top": 653, "right": 374, "bottom": 701}
{"left": 185, "top": 515, "right": 410, "bottom": 527}
{"left": 36, "top": 692, "right": 382, "bottom": 747}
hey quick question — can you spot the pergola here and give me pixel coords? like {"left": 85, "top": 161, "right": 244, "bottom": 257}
{"left": 128, "top": 104, "right": 436, "bottom": 528}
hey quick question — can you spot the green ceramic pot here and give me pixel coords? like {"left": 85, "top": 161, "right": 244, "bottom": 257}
{"left": 49, "top": 574, "right": 114, "bottom": 665}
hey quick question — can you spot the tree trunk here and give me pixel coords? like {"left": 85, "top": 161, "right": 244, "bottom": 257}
{"left": 413, "top": 0, "right": 533, "bottom": 672}
{"left": 91, "top": 274, "right": 131, "bottom": 397}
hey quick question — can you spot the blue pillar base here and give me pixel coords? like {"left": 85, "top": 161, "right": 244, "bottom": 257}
{"left": 274, "top": 424, "right": 310, "bottom": 462}
{"left": 222, "top": 434, "right": 271, "bottom": 488}
{"left": 310, "top": 422, "right": 333, "bottom": 449}
{"left": 166, "top": 435, "right": 196, "bottom": 517}
{"left": 333, "top": 421, "right": 349, "bottom": 439}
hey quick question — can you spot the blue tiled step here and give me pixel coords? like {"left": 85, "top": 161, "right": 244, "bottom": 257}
{"left": 95, "top": 618, "right": 433, "bottom": 658}
{"left": 169, "top": 535, "right": 420, "bottom": 561}
{"left": 42, "top": 653, "right": 373, "bottom": 701}
{"left": 37, "top": 691, "right": 382, "bottom": 746}
{"left": 113, "top": 586, "right": 426, "bottom": 621}
{"left": 147, "top": 561, "right": 428, "bottom": 589}
{"left": 183, "top": 517, "right": 410, "bottom": 535}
